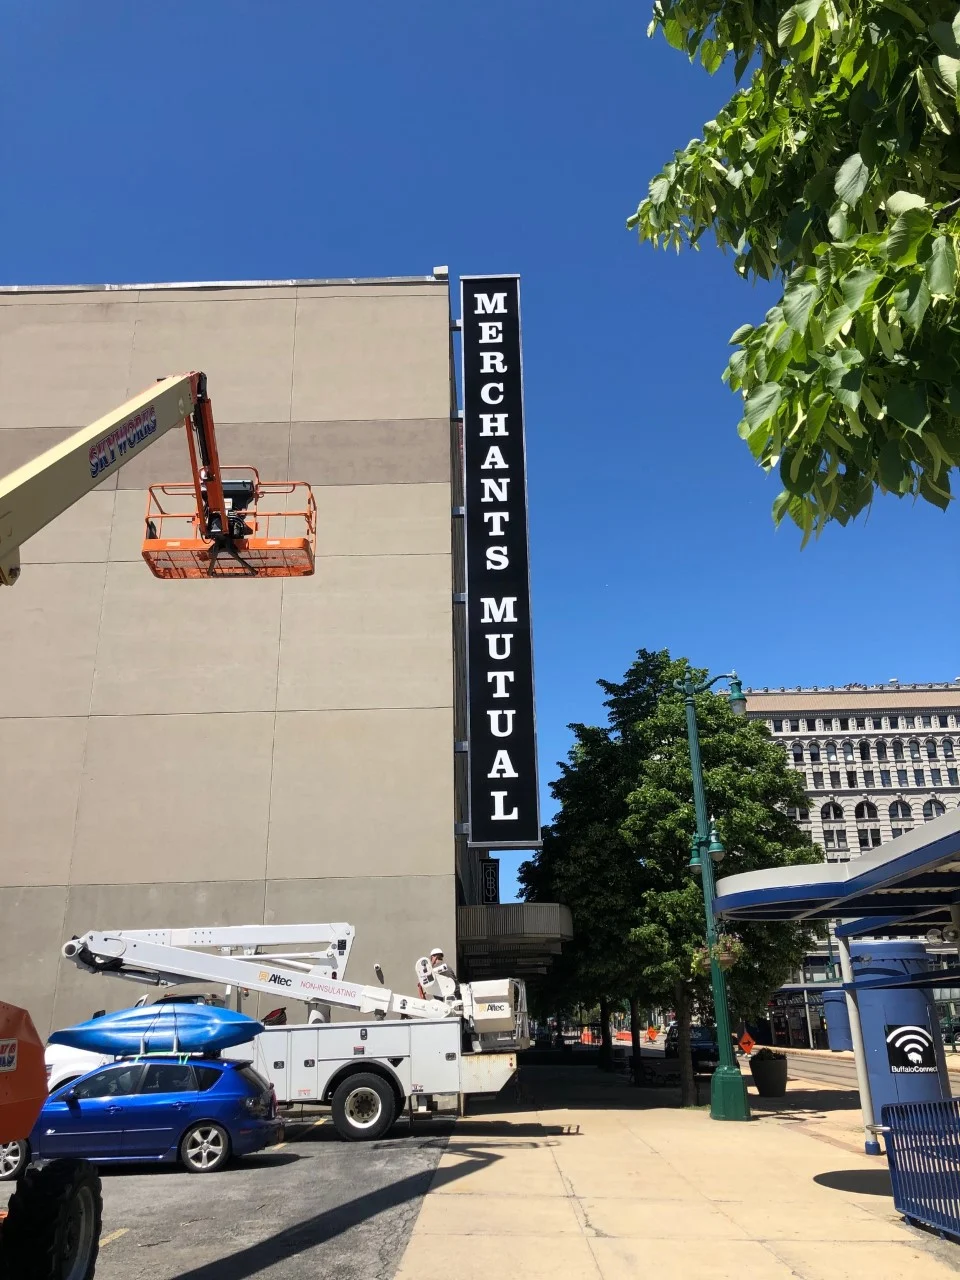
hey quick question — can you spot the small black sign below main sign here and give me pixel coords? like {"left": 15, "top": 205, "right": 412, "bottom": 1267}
{"left": 885, "top": 1023, "right": 938, "bottom": 1073}
{"left": 461, "top": 275, "right": 540, "bottom": 849}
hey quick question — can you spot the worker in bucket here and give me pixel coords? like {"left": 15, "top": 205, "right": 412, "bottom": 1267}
{"left": 429, "top": 947, "right": 459, "bottom": 997}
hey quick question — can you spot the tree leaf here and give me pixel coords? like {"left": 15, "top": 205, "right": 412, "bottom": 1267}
{"left": 893, "top": 276, "right": 931, "bottom": 327}
{"left": 828, "top": 208, "right": 848, "bottom": 239}
{"left": 878, "top": 437, "right": 909, "bottom": 488}
{"left": 841, "top": 267, "right": 880, "bottom": 311}
{"left": 925, "top": 235, "right": 958, "bottom": 295}
{"left": 930, "top": 19, "right": 960, "bottom": 56}
{"left": 783, "top": 281, "right": 818, "bottom": 331}
{"left": 886, "top": 207, "right": 934, "bottom": 264}
{"left": 835, "top": 153, "right": 869, "bottom": 205}
{"left": 885, "top": 190, "right": 927, "bottom": 216}
{"left": 886, "top": 382, "right": 930, "bottom": 431}
{"left": 936, "top": 54, "right": 960, "bottom": 92}
{"left": 729, "top": 323, "right": 754, "bottom": 344}
{"left": 744, "top": 383, "right": 783, "bottom": 427}
{"left": 777, "top": 6, "right": 806, "bottom": 46}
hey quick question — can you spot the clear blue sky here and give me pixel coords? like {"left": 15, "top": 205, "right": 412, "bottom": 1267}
{"left": 4, "top": 4, "right": 956, "bottom": 900}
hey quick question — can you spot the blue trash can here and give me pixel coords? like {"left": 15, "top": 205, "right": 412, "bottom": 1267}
{"left": 823, "top": 987, "right": 852, "bottom": 1052}
{"left": 849, "top": 941, "right": 948, "bottom": 1116}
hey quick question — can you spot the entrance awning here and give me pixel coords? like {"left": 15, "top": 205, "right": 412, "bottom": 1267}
{"left": 458, "top": 903, "right": 573, "bottom": 979}
{"left": 713, "top": 807, "right": 960, "bottom": 934}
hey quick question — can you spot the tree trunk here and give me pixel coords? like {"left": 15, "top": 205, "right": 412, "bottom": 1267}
{"left": 629, "top": 994, "right": 642, "bottom": 1086}
{"left": 598, "top": 995, "right": 614, "bottom": 1071}
{"left": 674, "top": 981, "right": 696, "bottom": 1107}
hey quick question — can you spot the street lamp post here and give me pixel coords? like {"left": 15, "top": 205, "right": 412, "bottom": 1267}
{"left": 676, "top": 669, "right": 751, "bottom": 1122}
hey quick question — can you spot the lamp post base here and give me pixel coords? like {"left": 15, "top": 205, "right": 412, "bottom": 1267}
{"left": 710, "top": 1065, "right": 751, "bottom": 1121}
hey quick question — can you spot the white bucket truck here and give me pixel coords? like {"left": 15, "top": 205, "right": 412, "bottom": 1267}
{"left": 59, "top": 924, "right": 529, "bottom": 1140}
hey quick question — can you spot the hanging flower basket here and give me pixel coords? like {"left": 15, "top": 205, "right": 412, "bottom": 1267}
{"left": 691, "top": 946, "right": 712, "bottom": 977}
{"left": 712, "top": 935, "right": 745, "bottom": 972}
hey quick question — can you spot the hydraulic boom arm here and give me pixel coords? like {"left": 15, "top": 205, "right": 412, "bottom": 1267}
{"left": 0, "top": 375, "right": 198, "bottom": 585}
{"left": 62, "top": 927, "right": 446, "bottom": 1023}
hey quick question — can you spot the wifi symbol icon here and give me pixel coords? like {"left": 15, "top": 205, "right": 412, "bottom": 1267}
{"left": 885, "top": 1024, "right": 936, "bottom": 1070}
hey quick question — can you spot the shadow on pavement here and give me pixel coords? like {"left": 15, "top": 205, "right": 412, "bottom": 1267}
{"left": 169, "top": 1143, "right": 499, "bottom": 1280}
{"left": 814, "top": 1168, "right": 893, "bottom": 1196}
{"left": 748, "top": 1087, "right": 862, "bottom": 1122}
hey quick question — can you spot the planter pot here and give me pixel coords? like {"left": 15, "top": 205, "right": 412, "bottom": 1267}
{"left": 715, "top": 952, "right": 737, "bottom": 971}
{"left": 693, "top": 959, "right": 712, "bottom": 977}
{"left": 750, "top": 1055, "right": 788, "bottom": 1098}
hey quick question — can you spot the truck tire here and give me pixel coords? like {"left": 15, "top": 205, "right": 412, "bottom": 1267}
{"left": 0, "top": 1139, "right": 29, "bottom": 1182}
{"left": 0, "top": 1158, "right": 102, "bottom": 1280}
{"left": 331, "top": 1073, "right": 396, "bottom": 1141}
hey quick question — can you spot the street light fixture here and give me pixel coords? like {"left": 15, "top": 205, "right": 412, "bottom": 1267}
{"left": 675, "top": 668, "right": 751, "bottom": 1122}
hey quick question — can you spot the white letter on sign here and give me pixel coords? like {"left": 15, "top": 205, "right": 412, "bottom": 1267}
{"left": 480, "top": 351, "right": 508, "bottom": 374}
{"left": 490, "top": 791, "right": 519, "bottom": 821}
{"left": 487, "top": 671, "right": 515, "bottom": 698}
{"left": 487, "top": 750, "right": 519, "bottom": 779}
{"left": 479, "top": 414, "right": 508, "bottom": 437}
{"left": 480, "top": 598, "right": 517, "bottom": 625}
{"left": 481, "top": 383, "right": 504, "bottom": 405}
{"left": 487, "top": 710, "right": 516, "bottom": 737}
{"left": 475, "top": 293, "right": 508, "bottom": 314}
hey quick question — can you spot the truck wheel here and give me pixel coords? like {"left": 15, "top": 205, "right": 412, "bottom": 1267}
{"left": 0, "top": 1158, "right": 102, "bottom": 1280}
{"left": 331, "top": 1073, "right": 396, "bottom": 1141}
{"left": 0, "top": 1139, "right": 29, "bottom": 1181}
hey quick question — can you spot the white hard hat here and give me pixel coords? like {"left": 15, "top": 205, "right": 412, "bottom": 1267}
{"left": 429, "top": 947, "right": 444, "bottom": 957}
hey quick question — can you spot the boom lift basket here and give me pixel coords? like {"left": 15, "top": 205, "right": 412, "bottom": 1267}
{"left": 142, "top": 469, "right": 317, "bottom": 579}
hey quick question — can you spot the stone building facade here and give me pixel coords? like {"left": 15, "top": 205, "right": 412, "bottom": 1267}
{"left": 745, "top": 683, "right": 960, "bottom": 861}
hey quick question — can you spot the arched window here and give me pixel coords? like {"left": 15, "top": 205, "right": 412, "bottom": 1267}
{"left": 808, "top": 742, "right": 821, "bottom": 763}
{"left": 926, "top": 738, "right": 938, "bottom": 760}
{"left": 860, "top": 741, "right": 872, "bottom": 762}
{"left": 792, "top": 743, "right": 804, "bottom": 764}
{"left": 876, "top": 740, "right": 888, "bottom": 762}
{"left": 821, "top": 802, "right": 848, "bottom": 855}
{"left": 893, "top": 741, "right": 905, "bottom": 761}
{"left": 909, "top": 739, "right": 921, "bottom": 761}
{"left": 843, "top": 741, "right": 855, "bottom": 763}
{"left": 826, "top": 742, "right": 838, "bottom": 763}
{"left": 855, "top": 800, "right": 881, "bottom": 849}
{"left": 945, "top": 738, "right": 955, "bottom": 760}
{"left": 923, "top": 799, "right": 946, "bottom": 821}
{"left": 822, "top": 802, "right": 844, "bottom": 821}
{"left": 890, "top": 800, "right": 913, "bottom": 820}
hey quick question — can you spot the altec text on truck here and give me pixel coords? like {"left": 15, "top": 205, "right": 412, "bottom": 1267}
{"left": 461, "top": 275, "right": 540, "bottom": 849}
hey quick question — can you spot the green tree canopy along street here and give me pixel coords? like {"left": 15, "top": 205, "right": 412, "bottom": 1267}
{"left": 630, "top": 0, "right": 960, "bottom": 539}
{"left": 521, "top": 649, "right": 818, "bottom": 1104}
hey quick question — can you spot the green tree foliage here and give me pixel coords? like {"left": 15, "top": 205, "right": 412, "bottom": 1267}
{"left": 521, "top": 649, "right": 818, "bottom": 1099}
{"left": 628, "top": 0, "right": 960, "bottom": 540}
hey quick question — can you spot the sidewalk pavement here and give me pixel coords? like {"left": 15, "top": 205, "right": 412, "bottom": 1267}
{"left": 393, "top": 1065, "right": 960, "bottom": 1280}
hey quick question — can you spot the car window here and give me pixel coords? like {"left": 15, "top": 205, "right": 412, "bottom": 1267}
{"left": 238, "top": 1066, "right": 269, "bottom": 1093}
{"left": 138, "top": 1064, "right": 197, "bottom": 1095}
{"left": 193, "top": 1065, "right": 222, "bottom": 1092}
{"left": 71, "top": 1064, "right": 142, "bottom": 1100}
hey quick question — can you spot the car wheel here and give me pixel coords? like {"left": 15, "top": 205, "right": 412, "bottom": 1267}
{"left": 179, "top": 1122, "right": 230, "bottom": 1174}
{"left": 331, "top": 1073, "right": 396, "bottom": 1141}
{"left": 0, "top": 1138, "right": 30, "bottom": 1181}
{"left": 1, "top": 1157, "right": 102, "bottom": 1280}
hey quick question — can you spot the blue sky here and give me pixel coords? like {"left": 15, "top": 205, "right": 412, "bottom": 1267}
{"left": 3, "top": 4, "right": 957, "bottom": 900}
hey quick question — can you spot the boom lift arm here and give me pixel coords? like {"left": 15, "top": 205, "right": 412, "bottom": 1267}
{"left": 61, "top": 924, "right": 526, "bottom": 1042}
{"left": 62, "top": 926, "right": 446, "bottom": 1024}
{"left": 0, "top": 371, "right": 316, "bottom": 585}
{"left": 0, "top": 374, "right": 200, "bottom": 585}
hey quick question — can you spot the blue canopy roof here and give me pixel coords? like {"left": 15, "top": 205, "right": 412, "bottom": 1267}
{"left": 714, "top": 807, "right": 960, "bottom": 936}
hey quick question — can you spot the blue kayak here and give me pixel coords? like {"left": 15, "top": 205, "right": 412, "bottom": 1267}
{"left": 49, "top": 1004, "right": 264, "bottom": 1056}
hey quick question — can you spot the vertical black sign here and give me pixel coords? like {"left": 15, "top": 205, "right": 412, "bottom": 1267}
{"left": 461, "top": 275, "right": 540, "bottom": 848}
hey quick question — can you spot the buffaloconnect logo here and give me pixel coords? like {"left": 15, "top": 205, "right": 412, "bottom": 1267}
{"left": 885, "top": 1024, "right": 938, "bottom": 1073}
{"left": 0, "top": 1039, "right": 17, "bottom": 1072}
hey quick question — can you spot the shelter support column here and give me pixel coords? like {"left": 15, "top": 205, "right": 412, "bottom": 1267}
{"left": 838, "top": 936, "right": 882, "bottom": 1156}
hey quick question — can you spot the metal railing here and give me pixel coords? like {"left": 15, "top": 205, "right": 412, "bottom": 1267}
{"left": 879, "top": 1098, "right": 960, "bottom": 1238}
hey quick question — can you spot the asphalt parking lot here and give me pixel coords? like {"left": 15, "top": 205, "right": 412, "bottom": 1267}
{"left": 93, "top": 1116, "right": 453, "bottom": 1280}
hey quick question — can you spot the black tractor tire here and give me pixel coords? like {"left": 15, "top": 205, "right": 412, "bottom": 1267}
{"left": 331, "top": 1072, "right": 396, "bottom": 1141}
{"left": 0, "top": 1158, "right": 102, "bottom": 1280}
{"left": 0, "top": 1139, "right": 30, "bottom": 1182}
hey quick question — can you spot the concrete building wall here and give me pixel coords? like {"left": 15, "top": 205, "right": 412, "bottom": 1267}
{"left": 0, "top": 278, "right": 459, "bottom": 1033}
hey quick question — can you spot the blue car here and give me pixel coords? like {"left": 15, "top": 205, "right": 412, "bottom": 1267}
{"left": 26, "top": 1057, "right": 282, "bottom": 1174}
